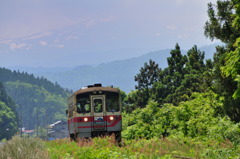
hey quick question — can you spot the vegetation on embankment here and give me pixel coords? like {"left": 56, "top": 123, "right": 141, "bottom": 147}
{"left": 0, "top": 136, "right": 49, "bottom": 159}
{"left": 46, "top": 137, "right": 240, "bottom": 159}
{"left": 1, "top": 136, "right": 240, "bottom": 159}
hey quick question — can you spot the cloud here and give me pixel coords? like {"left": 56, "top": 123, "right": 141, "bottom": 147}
{"left": 54, "top": 44, "right": 64, "bottom": 48}
{"left": 99, "top": 16, "right": 115, "bottom": 23}
{"left": 155, "top": 33, "right": 161, "bottom": 37}
{"left": 39, "top": 41, "right": 48, "bottom": 46}
{"left": 178, "top": 34, "right": 190, "bottom": 39}
{"left": 25, "top": 32, "right": 52, "bottom": 40}
{"left": 10, "top": 43, "right": 27, "bottom": 50}
{"left": 176, "top": 0, "right": 185, "bottom": 5}
{"left": 166, "top": 25, "right": 176, "bottom": 30}
{"left": 84, "top": 16, "right": 115, "bottom": 28}
{"left": 65, "top": 36, "right": 78, "bottom": 40}
{"left": 85, "top": 19, "right": 98, "bottom": 27}
{"left": 0, "top": 40, "right": 13, "bottom": 44}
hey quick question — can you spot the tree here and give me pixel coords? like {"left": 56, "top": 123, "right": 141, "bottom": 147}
{"left": 0, "top": 82, "right": 18, "bottom": 140}
{"left": 204, "top": 0, "right": 240, "bottom": 121}
{"left": 221, "top": 0, "right": 240, "bottom": 99}
{"left": 163, "top": 44, "right": 187, "bottom": 104}
{"left": 204, "top": 0, "right": 239, "bottom": 48}
{"left": 134, "top": 59, "right": 160, "bottom": 107}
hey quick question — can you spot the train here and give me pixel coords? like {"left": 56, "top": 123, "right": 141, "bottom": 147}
{"left": 66, "top": 84, "right": 122, "bottom": 142}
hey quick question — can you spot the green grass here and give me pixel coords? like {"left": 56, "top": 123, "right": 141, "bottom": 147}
{"left": 0, "top": 136, "right": 49, "bottom": 159}
{"left": 45, "top": 136, "right": 240, "bottom": 159}
{"left": 1, "top": 136, "right": 240, "bottom": 159}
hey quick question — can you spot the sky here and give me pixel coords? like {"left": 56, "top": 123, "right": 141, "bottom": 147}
{"left": 0, "top": 0, "right": 218, "bottom": 67}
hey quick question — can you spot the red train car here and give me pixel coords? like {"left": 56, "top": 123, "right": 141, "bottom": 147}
{"left": 66, "top": 84, "right": 122, "bottom": 142}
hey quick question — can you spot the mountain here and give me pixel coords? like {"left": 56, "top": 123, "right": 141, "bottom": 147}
{"left": 0, "top": 68, "right": 70, "bottom": 130}
{"left": 9, "top": 43, "right": 222, "bottom": 93}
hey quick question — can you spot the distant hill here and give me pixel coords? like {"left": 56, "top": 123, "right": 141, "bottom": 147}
{"left": 0, "top": 68, "right": 70, "bottom": 130}
{"left": 31, "top": 49, "right": 171, "bottom": 92}
{"left": 9, "top": 43, "right": 222, "bottom": 93}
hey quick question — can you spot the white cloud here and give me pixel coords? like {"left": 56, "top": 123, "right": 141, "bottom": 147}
{"left": 10, "top": 43, "right": 27, "bottom": 50}
{"left": 25, "top": 32, "right": 52, "bottom": 40}
{"left": 178, "top": 34, "right": 190, "bottom": 39}
{"left": 65, "top": 36, "right": 78, "bottom": 40}
{"left": 84, "top": 16, "right": 115, "bottom": 28}
{"left": 39, "top": 41, "right": 47, "bottom": 46}
{"left": 155, "top": 33, "right": 161, "bottom": 37}
{"left": 0, "top": 40, "right": 13, "bottom": 44}
{"left": 54, "top": 44, "right": 64, "bottom": 48}
{"left": 85, "top": 19, "right": 97, "bottom": 27}
{"left": 99, "top": 16, "right": 115, "bottom": 23}
{"left": 176, "top": 0, "right": 185, "bottom": 5}
{"left": 166, "top": 25, "right": 176, "bottom": 30}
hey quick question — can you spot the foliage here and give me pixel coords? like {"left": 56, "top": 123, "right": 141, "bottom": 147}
{"left": 0, "top": 83, "right": 18, "bottom": 140}
{"left": 46, "top": 137, "right": 194, "bottom": 159}
{"left": 4, "top": 81, "right": 68, "bottom": 130}
{"left": 134, "top": 59, "right": 160, "bottom": 107}
{"left": 222, "top": 38, "right": 240, "bottom": 99}
{"left": 132, "top": 44, "right": 209, "bottom": 107}
{"left": 1, "top": 136, "right": 239, "bottom": 159}
{"left": 123, "top": 92, "right": 240, "bottom": 145}
{"left": 0, "top": 102, "right": 18, "bottom": 140}
{"left": 0, "top": 67, "right": 68, "bottom": 96}
{"left": 221, "top": 0, "right": 240, "bottom": 99}
{"left": 45, "top": 136, "right": 240, "bottom": 159}
{"left": 204, "top": 0, "right": 238, "bottom": 47}
{"left": 0, "top": 136, "right": 49, "bottom": 159}
{"left": 0, "top": 67, "right": 70, "bottom": 130}
{"left": 204, "top": 0, "right": 240, "bottom": 121}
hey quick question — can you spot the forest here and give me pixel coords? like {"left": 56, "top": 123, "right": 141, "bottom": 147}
{"left": 0, "top": 0, "right": 240, "bottom": 157}
{"left": 0, "top": 68, "right": 70, "bottom": 140}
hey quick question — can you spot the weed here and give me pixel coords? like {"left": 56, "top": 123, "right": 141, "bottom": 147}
{"left": 0, "top": 136, "right": 49, "bottom": 159}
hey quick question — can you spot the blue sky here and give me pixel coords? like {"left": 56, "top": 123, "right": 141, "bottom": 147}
{"left": 0, "top": 0, "right": 217, "bottom": 67}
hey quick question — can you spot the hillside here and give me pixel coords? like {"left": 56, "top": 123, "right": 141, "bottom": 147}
{"left": 0, "top": 68, "right": 70, "bottom": 131}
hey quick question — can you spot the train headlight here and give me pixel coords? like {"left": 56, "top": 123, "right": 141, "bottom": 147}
{"left": 84, "top": 117, "right": 88, "bottom": 122}
{"left": 110, "top": 116, "right": 114, "bottom": 121}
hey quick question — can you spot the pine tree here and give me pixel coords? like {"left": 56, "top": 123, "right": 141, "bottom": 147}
{"left": 204, "top": 0, "right": 240, "bottom": 121}
{"left": 134, "top": 59, "right": 160, "bottom": 107}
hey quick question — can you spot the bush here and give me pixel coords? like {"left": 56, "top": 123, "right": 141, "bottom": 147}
{"left": 122, "top": 92, "right": 240, "bottom": 143}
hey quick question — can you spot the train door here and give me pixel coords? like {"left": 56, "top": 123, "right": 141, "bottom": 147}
{"left": 91, "top": 95, "right": 106, "bottom": 131}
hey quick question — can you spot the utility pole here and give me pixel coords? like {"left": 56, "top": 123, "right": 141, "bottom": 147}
{"left": 20, "top": 104, "right": 23, "bottom": 137}
{"left": 36, "top": 107, "right": 39, "bottom": 138}
{"left": 45, "top": 109, "right": 48, "bottom": 140}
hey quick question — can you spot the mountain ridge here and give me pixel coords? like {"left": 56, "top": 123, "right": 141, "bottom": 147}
{"left": 8, "top": 43, "right": 222, "bottom": 92}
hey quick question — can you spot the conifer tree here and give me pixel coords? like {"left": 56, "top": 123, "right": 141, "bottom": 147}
{"left": 204, "top": 0, "right": 240, "bottom": 121}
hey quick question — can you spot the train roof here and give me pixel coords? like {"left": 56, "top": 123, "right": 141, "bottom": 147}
{"left": 72, "top": 84, "right": 120, "bottom": 96}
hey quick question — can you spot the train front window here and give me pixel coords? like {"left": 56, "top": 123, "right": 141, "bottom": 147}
{"left": 76, "top": 94, "right": 90, "bottom": 113}
{"left": 94, "top": 99, "right": 103, "bottom": 113}
{"left": 106, "top": 93, "right": 120, "bottom": 112}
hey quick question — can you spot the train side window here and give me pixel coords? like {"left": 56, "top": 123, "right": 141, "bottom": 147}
{"left": 106, "top": 93, "right": 120, "bottom": 112}
{"left": 94, "top": 99, "right": 103, "bottom": 113}
{"left": 76, "top": 97, "right": 90, "bottom": 113}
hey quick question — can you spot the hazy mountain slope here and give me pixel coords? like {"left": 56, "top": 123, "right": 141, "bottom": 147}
{"left": 34, "top": 49, "right": 172, "bottom": 92}
{"left": 9, "top": 43, "right": 221, "bottom": 93}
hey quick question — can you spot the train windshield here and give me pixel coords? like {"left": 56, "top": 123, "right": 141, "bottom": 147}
{"left": 93, "top": 98, "right": 103, "bottom": 113}
{"left": 106, "top": 92, "right": 120, "bottom": 112}
{"left": 76, "top": 93, "right": 90, "bottom": 113}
